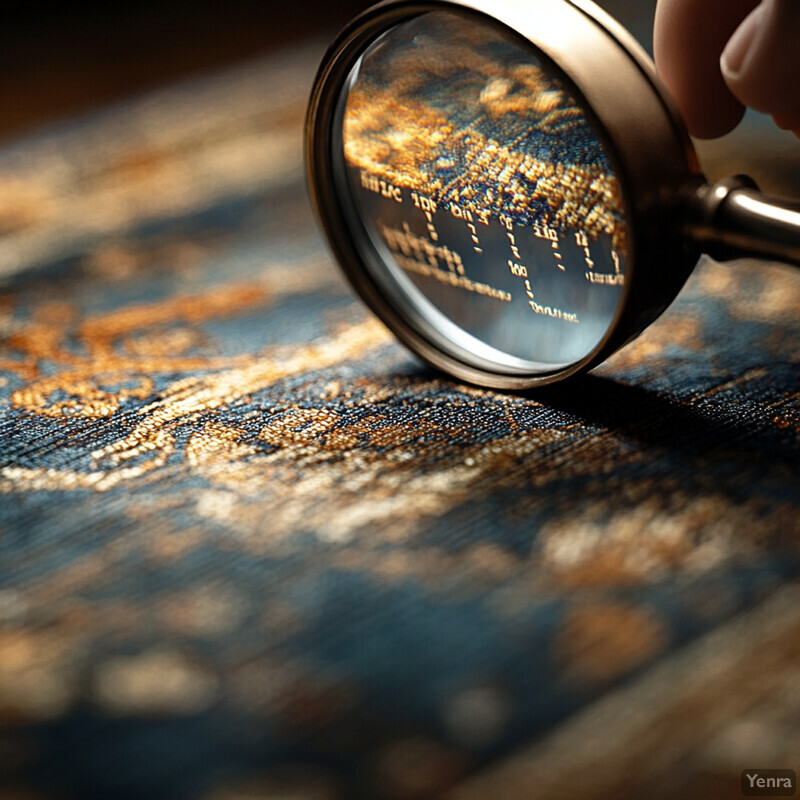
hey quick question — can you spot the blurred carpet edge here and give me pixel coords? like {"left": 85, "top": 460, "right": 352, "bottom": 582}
{"left": 453, "top": 581, "right": 800, "bottom": 800}
{"left": 0, "top": 37, "right": 331, "bottom": 284}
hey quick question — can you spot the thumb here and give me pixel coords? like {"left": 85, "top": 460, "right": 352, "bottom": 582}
{"left": 721, "top": 0, "right": 800, "bottom": 132}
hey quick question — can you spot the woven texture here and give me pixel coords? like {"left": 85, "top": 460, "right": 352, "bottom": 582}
{"left": 1, "top": 37, "right": 799, "bottom": 800}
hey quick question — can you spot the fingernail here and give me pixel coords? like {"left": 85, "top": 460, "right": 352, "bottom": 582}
{"left": 721, "top": 2, "right": 767, "bottom": 77}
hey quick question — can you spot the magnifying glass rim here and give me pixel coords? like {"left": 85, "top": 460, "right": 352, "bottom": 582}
{"left": 331, "top": 9, "right": 632, "bottom": 375}
{"left": 306, "top": 0, "right": 702, "bottom": 389}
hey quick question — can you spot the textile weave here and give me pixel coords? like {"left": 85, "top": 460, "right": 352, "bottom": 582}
{"left": 1, "top": 36, "right": 799, "bottom": 800}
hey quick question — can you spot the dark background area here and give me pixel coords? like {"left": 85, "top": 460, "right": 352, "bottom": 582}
{"left": 0, "top": 0, "right": 658, "bottom": 141}
{"left": 3, "top": 0, "right": 798, "bottom": 193}
{"left": 0, "top": 0, "right": 372, "bottom": 142}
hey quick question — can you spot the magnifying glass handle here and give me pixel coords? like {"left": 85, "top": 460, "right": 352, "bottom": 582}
{"left": 687, "top": 175, "right": 800, "bottom": 268}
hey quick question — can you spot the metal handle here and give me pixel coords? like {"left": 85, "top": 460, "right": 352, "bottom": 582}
{"left": 686, "top": 175, "right": 800, "bottom": 268}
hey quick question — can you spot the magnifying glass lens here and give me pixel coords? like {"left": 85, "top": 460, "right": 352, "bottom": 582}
{"left": 335, "top": 10, "right": 629, "bottom": 372}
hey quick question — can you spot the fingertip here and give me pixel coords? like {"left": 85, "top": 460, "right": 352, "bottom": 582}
{"left": 771, "top": 110, "right": 800, "bottom": 137}
{"left": 720, "top": 0, "right": 800, "bottom": 118}
{"left": 685, "top": 103, "right": 746, "bottom": 140}
{"left": 654, "top": 0, "right": 757, "bottom": 138}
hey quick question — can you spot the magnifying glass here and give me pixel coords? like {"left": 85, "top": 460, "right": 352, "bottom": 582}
{"left": 305, "top": 0, "right": 800, "bottom": 389}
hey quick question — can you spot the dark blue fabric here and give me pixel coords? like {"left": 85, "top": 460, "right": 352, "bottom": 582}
{"left": 0, "top": 33, "right": 799, "bottom": 800}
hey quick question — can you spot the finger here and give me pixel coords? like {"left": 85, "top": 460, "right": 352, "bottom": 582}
{"left": 721, "top": 0, "right": 800, "bottom": 120}
{"left": 770, "top": 111, "right": 800, "bottom": 141}
{"left": 654, "top": 0, "right": 759, "bottom": 139}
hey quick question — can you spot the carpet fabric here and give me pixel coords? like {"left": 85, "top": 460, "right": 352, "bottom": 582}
{"left": 0, "top": 38, "right": 799, "bottom": 800}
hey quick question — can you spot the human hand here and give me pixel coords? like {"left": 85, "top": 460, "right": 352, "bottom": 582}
{"left": 654, "top": 0, "right": 800, "bottom": 139}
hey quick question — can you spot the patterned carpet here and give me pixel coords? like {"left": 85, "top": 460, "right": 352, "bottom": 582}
{"left": 1, "top": 27, "right": 799, "bottom": 800}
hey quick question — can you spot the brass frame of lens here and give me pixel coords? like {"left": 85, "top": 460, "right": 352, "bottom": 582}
{"left": 306, "top": 0, "right": 707, "bottom": 389}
